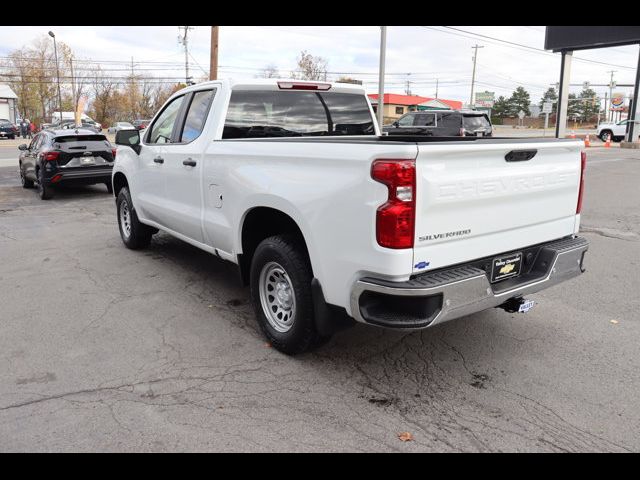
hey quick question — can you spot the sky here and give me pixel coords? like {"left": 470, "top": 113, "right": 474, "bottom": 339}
{"left": 1, "top": 26, "right": 638, "bottom": 105}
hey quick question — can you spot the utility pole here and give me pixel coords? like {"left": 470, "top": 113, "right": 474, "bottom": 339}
{"left": 48, "top": 31, "right": 63, "bottom": 122}
{"left": 179, "top": 26, "right": 194, "bottom": 85}
{"left": 210, "top": 26, "right": 219, "bottom": 81}
{"left": 607, "top": 70, "right": 616, "bottom": 122}
{"left": 435, "top": 78, "right": 439, "bottom": 99}
{"left": 69, "top": 55, "right": 77, "bottom": 123}
{"left": 469, "top": 44, "right": 484, "bottom": 108}
{"left": 405, "top": 73, "right": 412, "bottom": 96}
{"left": 377, "top": 26, "right": 387, "bottom": 130}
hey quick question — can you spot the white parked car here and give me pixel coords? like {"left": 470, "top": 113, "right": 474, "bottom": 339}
{"left": 596, "top": 119, "right": 633, "bottom": 141}
{"left": 111, "top": 79, "right": 589, "bottom": 354}
{"left": 108, "top": 122, "right": 135, "bottom": 134}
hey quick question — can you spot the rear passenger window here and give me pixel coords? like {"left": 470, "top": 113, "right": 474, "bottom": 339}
{"left": 180, "top": 90, "right": 215, "bottom": 143}
{"left": 414, "top": 114, "right": 436, "bottom": 127}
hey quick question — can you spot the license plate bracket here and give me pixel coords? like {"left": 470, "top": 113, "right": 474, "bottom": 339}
{"left": 491, "top": 253, "right": 522, "bottom": 283}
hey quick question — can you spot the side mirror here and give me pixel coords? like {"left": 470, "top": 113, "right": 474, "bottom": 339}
{"left": 18, "top": 144, "right": 28, "bottom": 151}
{"left": 115, "top": 129, "right": 141, "bottom": 155}
{"left": 392, "top": 121, "right": 399, "bottom": 127}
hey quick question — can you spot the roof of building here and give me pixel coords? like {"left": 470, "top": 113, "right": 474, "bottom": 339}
{"left": 368, "top": 93, "right": 463, "bottom": 111}
{"left": 0, "top": 84, "right": 18, "bottom": 99}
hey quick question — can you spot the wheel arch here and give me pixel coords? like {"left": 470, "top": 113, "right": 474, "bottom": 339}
{"left": 238, "top": 206, "right": 312, "bottom": 286}
{"left": 112, "top": 171, "right": 128, "bottom": 198}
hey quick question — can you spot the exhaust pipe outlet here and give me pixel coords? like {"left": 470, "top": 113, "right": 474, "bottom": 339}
{"left": 498, "top": 296, "right": 535, "bottom": 314}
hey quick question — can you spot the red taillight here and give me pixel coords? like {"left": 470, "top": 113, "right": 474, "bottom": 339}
{"left": 371, "top": 159, "right": 416, "bottom": 249}
{"left": 111, "top": 148, "right": 117, "bottom": 158}
{"left": 576, "top": 151, "right": 587, "bottom": 214}
{"left": 51, "top": 174, "right": 62, "bottom": 183}
{"left": 277, "top": 81, "right": 331, "bottom": 91}
{"left": 42, "top": 151, "right": 59, "bottom": 162}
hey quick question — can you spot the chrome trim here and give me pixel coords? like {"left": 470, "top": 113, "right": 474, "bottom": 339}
{"left": 350, "top": 238, "right": 588, "bottom": 329}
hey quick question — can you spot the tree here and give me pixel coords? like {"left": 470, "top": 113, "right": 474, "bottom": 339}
{"left": 567, "top": 93, "right": 581, "bottom": 119}
{"left": 259, "top": 64, "right": 279, "bottom": 78}
{"left": 539, "top": 87, "right": 558, "bottom": 112}
{"left": 292, "top": 51, "right": 327, "bottom": 81}
{"left": 576, "top": 87, "right": 599, "bottom": 121}
{"left": 491, "top": 95, "right": 509, "bottom": 118}
{"left": 506, "top": 86, "right": 531, "bottom": 117}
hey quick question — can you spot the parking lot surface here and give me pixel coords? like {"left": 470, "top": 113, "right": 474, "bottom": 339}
{"left": 0, "top": 144, "right": 638, "bottom": 452}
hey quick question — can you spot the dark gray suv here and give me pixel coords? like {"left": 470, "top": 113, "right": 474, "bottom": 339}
{"left": 383, "top": 110, "right": 493, "bottom": 137}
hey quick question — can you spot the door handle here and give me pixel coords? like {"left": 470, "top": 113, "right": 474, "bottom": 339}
{"left": 183, "top": 158, "right": 197, "bottom": 167}
{"left": 153, "top": 156, "right": 164, "bottom": 164}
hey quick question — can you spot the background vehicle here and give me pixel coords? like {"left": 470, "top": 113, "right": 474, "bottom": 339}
{"left": 112, "top": 79, "right": 587, "bottom": 354}
{"left": 0, "top": 119, "right": 18, "bottom": 139}
{"left": 383, "top": 110, "right": 493, "bottom": 137}
{"left": 53, "top": 119, "right": 102, "bottom": 133}
{"left": 596, "top": 119, "right": 634, "bottom": 142}
{"left": 132, "top": 119, "right": 151, "bottom": 131}
{"left": 108, "top": 122, "right": 135, "bottom": 134}
{"left": 18, "top": 128, "right": 116, "bottom": 200}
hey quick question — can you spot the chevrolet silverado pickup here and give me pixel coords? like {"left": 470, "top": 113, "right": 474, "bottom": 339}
{"left": 111, "top": 79, "right": 588, "bottom": 354}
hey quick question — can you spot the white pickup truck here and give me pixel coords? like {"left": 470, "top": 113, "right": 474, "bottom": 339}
{"left": 112, "top": 79, "right": 589, "bottom": 354}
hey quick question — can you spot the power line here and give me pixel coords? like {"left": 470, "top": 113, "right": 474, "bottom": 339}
{"left": 433, "top": 26, "right": 637, "bottom": 70}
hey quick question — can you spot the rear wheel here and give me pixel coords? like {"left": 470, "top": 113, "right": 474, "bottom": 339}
{"left": 250, "top": 234, "right": 328, "bottom": 355}
{"left": 116, "top": 186, "right": 153, "bottom": 249}
{"left": 37, "top": 168, "right": 53, "bottom": 200}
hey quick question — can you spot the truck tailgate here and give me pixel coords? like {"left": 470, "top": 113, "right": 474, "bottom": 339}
{"left": 412, "top": 139, "right": 583, "bottom": 273}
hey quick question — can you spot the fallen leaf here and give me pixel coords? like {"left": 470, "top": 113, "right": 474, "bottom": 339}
{"left": 265, "top": 342, "right": 272, "bottom": 348}
{"left": 397, "top": 432, "right": 413, "bottom": 442}
{"left": 208, "top": 304, "right": 213, "bottom": 308}
{"left": 610, "top": 319, "right": 619, "bottom": 325}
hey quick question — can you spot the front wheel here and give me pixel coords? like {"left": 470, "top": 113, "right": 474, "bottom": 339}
{"left": 20, "top": 165, "right": 34, "bottom": 188}
{"left": 116, "top": 187, "right": 153, "bottom": 249}
{"left": 250, "top": 235, "right": 329, "bottom": 355}
{"left": 599, "top": 130, "right": 613, "bottom": 142}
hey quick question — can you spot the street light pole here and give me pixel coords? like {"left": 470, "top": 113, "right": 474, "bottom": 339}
{"left": 469, "top": 44, "right": 484, "bottom": 108}
{"left": 377, "top": 26, "right": 386, "bottom": 131}
{"left": 48, "top": 31, "right": 63, "bottom": 123}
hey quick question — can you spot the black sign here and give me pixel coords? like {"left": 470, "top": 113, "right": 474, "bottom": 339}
{"left": 545, "top": 26, "right": 640, "bottom": 52}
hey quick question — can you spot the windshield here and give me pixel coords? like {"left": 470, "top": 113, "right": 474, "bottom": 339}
{"left": 463, "top": 115, "right": 491, "bottom": 130}
{"left": 223, "top": 90, "right": 375, "bottom": 139}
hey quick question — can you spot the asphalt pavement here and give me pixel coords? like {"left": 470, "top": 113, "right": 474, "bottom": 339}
{"left": 0, "top": 144, "right": 638, "bottom": 452}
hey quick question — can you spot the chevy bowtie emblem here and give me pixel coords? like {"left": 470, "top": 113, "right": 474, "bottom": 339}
{"left": 499, "top": 263, "right": 515, "bottom": 275}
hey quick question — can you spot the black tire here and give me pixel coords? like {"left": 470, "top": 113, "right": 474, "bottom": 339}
{"left": 37, "top": 168, "right": 53, "bottom": 200}
{"left": 19, "top": 164, "right": 34, "bottom": 188}
{"left": 116, "top": 186, "right": 153, "bottom": 249}
{"left": 105, "top": 182, "right": 113, "bottom": 194}
{"left": 599, "top": 130, "right": 613, "bottom": 142}
{"left": 9, "top": 135, "right": 15, "bottom": 140}
{"left": 250, "top": 234, "right": 328, "bottom": 355}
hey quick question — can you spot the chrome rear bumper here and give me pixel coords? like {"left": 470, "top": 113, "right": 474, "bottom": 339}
{"left": 350, "top": 236, "right": 588, "bottom": 329}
